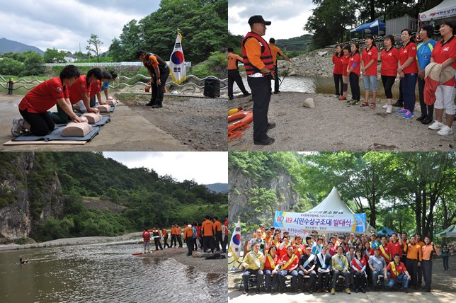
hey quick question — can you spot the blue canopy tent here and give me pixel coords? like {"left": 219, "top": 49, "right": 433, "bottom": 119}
{"left": 377, "top": 226, "right": 396, "bottom": 237}
{"left": 350, "top": 19, "right": 386, "bottom": 38}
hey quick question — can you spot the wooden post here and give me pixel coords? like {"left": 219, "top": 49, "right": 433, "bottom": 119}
{"left": 7, "top": 79, "right": 14, "bottom": 95}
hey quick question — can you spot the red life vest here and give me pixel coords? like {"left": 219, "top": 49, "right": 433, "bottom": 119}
{"left": 241, "top": 32, "right": 274, "bottom": 75}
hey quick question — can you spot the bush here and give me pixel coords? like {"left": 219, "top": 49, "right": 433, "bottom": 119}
{"left": 21, "top": 52, "right": 45, "bottom": 76}
{"left": 0, "top": 58, "right": 23, "bottom": 75}
{"left": 190, "top": 51, "right": 227, "bottom": 79}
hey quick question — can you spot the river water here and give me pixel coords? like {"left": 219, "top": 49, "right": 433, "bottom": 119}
{"left": 233, "top": 76, "right": 402, "bottom": 99}
{"left": 0, "top": 243, "right": 227, "bottom": 303}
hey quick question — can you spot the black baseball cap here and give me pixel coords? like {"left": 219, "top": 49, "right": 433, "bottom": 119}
{"left": 248, "top": 15, "right": 271, "bottom": 26}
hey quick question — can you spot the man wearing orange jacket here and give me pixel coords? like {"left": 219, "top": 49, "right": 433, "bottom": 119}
{"left": 202, "top": 215, "right": 215, "bottom": 253}
{"left": 171, "top": 225, "right": 177, "bottom": 248}
{"left": 242, "top": 15, "right": 276, "bottom": 146}
{"left": 162, "top": 227, "right": 170, "bottom": 248}
{"left": 183, "top": 223, "right": 194, "bottom": 256}
{"left": 176, "top": 225, "right": 183, "bottom": 248}
{"left": 269, "top": 38, "right": 292, "bottom": 94}
{"left": 213, "top": 216, "right": 223, "bottom": 252}
{"left": 227, "top": 47, "right": 251, "bottom": 100}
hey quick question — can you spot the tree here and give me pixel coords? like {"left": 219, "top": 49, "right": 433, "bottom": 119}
{"left": 44, "top": 48, "right": 66, "bottom": 63}
{"left": 305, "top": 0, "right": 357, "bottom": 49}
{"left": 86, "top": 34, "right": 103, "bottom": 62}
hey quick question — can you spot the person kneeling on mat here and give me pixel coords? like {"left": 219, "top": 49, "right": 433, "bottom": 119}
{"left": 12, "top": 65, "right": 85, "bottom": 137}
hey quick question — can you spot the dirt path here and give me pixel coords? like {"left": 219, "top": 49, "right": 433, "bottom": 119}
{"left": 228, "top": 92, "right": 455, "bottom": 151}
{"left": 119, "top": 93, "right": 227, "bottom": 151}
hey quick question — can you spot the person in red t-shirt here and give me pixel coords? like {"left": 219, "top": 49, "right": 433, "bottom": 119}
{"left": 428, "top": 20, "right": 456, "bottom": 136}
{"left": 142, "top": 228, "right": 151, "bottom": 254}
{"left": 397, "top": 29, "right": 418, "bottom": 119}
{"left": 361, "top": 36, "right": 379, "bottom": 108}
{"left": 381, "top": 35, "right": 400, "bottom": 113}
{"left": 333, "top": 44, "right": 344, "bottom": 98}
{"left": 348, "top": 43, "right": 361, "bottom": 104}
{"left": 13, "top": 65, "right": 85, "bottom": 137}
{"left": 339, "top": 45, "right": 351, "bottom": 101}
{"left": 385, "top": 254, "right": 411, "bottom": 292}
{"left": 70, "top": 68, "right": 103, "bottom": 115}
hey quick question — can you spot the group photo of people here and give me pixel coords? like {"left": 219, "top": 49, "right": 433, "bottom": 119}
{"left": 239, "top": 227, "right": 448, "bottom": 295}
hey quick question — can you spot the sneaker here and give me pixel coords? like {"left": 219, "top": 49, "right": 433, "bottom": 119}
{"left": 331, "top": 288, "right": 336, "bottom": 295}
{"left": 429, "top": 121, "right": 444, "bottom": 130}
{"left": 386, "top": 105, "right": 392, "bottom": 114}
{"left": 339, "top": 95, "right": 347, "bottom": 100}
{"left": 437, "top": 125, "right": 453, "bottom": 136}
{"left": 345, "top": 288, "right": 351, "bottom": 294}
{"left": 382, "top": 104, "right": 388, "bottom": 109}
{"left": 11, "top": 118, "right": 24, "bottom": 137}
{"left": 402, "top": 111, "right": 414, "bottom": 119}
{"left": 397, "top": 108, "right": 407, "bottom": 114}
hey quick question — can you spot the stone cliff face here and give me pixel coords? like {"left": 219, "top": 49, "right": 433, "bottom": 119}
{"left": 228, "top": 168, "right": 299, "bottom": 227}
{"left": 0, "top": 153, "right": 64, "bottom": 240}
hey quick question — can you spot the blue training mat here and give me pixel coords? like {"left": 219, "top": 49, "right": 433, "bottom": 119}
{"left": 12, "top": 125, "right": 100, "bottom": 142}
{"left": 91, "top": 115, "right": 110, "bottom": 126}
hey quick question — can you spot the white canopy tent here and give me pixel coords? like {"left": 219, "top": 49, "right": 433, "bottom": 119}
{"left": 304, "top": 187, "right": 376, "bottom": 234}
{"left": 419, "top": 0, "right": 456, "bottom": 22}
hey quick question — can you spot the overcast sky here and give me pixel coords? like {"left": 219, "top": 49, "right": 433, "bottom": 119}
{"left": 229, "top": 0, "right": 316, "bottom": 40}
{"left": 0, "top": 0, "right": 159, "bottom": 53}
{"left": 103, "top": 152, "right": 228, "bottom": 185}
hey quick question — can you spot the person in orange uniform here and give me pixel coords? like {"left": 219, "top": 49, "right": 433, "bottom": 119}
{"left": 213, "top": 216, "right": 223, "bottom": 252}
{"left": 176, "top": 225, "right": 183, "bottom": 248}
{"left": 421, "top": 236, "right": 438, "bottom": 292}
{"left": 161, "top": 227, "right": 170, "bottom": 248}
{"left": 183, "top": 223, "right": 194, "bottom": 256}
{"left": 136, "top": 50, "right": 170, "bottom": 108}
{"left": 269, "top": 38, "right": 292, "bottom": 94}
{"left": 415, "top": 234, "right": 425, "bottom": 287}
{"left": 12, "top": 65, "right": 85, "bottom": 137}
{"left": 202, "top": 215, "right": 215, "bottom": 253}
{"left": 279, "top": 245, "right": 299, "bottom": 292}
{"left": 227, "top": 47, "right": 250, "bottom": 100}
{"left": 405, "top": 235, "right": 422, "bottom": 289}
{"left": 223, "top": 216, "right": 229, "bottom": 253}
{"left": 332, "top": 44, "right": 344, "bottom": 98}
{"left": 242, "top": 15, "right": 275, "bottom": 146}
{"left": 170, "top": 225, "right": 177, "bottom": 248}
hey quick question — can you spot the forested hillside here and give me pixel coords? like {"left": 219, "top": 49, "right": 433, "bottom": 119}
{"left": 0, "top": 152, "right": 227, "bottom": 242}
{"left": 229, "top": 152, "right": 456, "bottom": 238}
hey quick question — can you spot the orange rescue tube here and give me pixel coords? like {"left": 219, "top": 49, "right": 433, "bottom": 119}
{"left": 228, "top": 111, "right": 253, "bottom": 132}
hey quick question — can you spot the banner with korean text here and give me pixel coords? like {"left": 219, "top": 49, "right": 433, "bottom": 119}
{"left": 273, "top": 211, "right": 366, "bottom": 234}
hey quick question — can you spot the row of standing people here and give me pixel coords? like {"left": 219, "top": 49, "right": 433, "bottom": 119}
{"left": 332, "top": 21, "right": 456, "bottom": 136}
{"left": 141, "top": 216, "right": 229, "bottom": 256}
{"left": 242, "top": 228, "right": 441, "bottom": 294}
